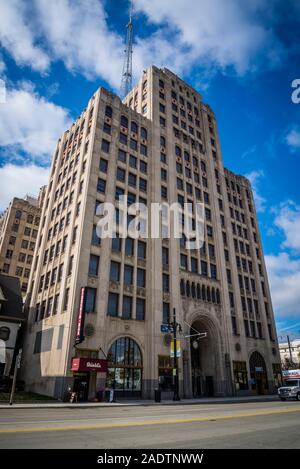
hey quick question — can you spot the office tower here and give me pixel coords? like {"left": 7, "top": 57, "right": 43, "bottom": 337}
{"left": 21, "top": 67, "right": 280, "bottom": 400}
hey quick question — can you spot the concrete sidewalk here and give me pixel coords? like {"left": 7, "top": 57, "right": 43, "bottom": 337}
{"left": 0, "top": 394, "right": 279, "bottom": 409}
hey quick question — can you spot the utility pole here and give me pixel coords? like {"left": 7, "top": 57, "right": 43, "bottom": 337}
{"left": 171, "top": 308, "right": 180, "bottom": 401}
{"left": 9, "top": 348, "right": 22, "bottom": 406}
{"left": 287, "top": 335, "right": 293, "bottom": 365}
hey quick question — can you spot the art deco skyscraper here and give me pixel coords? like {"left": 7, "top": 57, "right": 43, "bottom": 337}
{"left": 21, "top": 66, "right": 281, "bottom": 400}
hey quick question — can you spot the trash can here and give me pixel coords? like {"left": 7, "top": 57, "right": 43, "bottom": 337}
{"left": 154, "top": 389, "right": 161, "bottom": 403}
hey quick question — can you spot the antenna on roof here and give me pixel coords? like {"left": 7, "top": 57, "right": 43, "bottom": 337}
{"left": 120, "top": 0, "right": 133, "bottom": 99}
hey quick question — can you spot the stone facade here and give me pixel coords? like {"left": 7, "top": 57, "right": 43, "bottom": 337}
{"left": 21, "top": 66, "right": 280, "bottom": 400}
{"left": 0, "top": 193, "right": 44, "bottom": 296}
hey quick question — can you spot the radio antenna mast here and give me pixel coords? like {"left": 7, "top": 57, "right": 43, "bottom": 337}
{"left": 120, "top": 0, "right": 133, "bottom": 99}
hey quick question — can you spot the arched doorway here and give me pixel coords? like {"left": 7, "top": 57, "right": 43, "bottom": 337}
{"left": 190, "top": 317, "right": 221, "bottom": 397}
{"left": 106, "top": 337, "right": 142, "bottom": 398}
{"left": 249, "top": 351, "right": 268, "bottom": 395}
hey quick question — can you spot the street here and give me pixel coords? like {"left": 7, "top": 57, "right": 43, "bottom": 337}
{"left": 0, "top": 400, "right": 299, "bottom": 448}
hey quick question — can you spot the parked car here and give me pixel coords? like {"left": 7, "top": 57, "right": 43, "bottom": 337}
{"left": 278, "top": 378, "right": 300, "bottom": 401}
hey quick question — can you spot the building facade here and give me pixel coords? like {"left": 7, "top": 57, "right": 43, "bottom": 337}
{"left": 21, "top": 66, "right": 280, "bottom": 400}
{"left": 0, "top": 193, "right": 44, "bottom": 297}
{"left": 0, "top": 274, "right": 24, "bottom": 378}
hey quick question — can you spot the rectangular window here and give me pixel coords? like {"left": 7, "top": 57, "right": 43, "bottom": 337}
{"left": 162, "top": 273, "right": 169, "bottom": 292}
{"left": 124, "top": 265, "right": 133, "bottom": 285}
{"left": 85, "top": 287, "right": 96, "bottom": 313}
{"left": 89, "top": 254, "right": 99, "bottom": 276}
{"left": 107, "top": 292, "right": 118, "bottom": 317}
{"left": 101, "top": 139, "right": 110, "bottom": 153}
{"left": 163, "top": 302, "right": 170, "bottom": 324}
{"left": 137, "top": 268, "right": 146, "bottom": 288}
{"left": 97, "top": 178, "right": 106, "bottom": 193}
{"left": 110, "top": 261, "right": 120, "bottom": 282}
{"left": 136, "top": 298, "right": 145, "bottom": 321}
{"left": 138, "top": 241, "right": 146, "bottom": 259}
{"left": 122, "top": 295, "right": 132, "bottom": 319}
{"left": 125, "top": 237, "right": 134, "bottom": 256}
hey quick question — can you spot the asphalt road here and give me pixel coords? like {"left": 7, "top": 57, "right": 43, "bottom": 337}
{"left": 0, "top": 400, "right": 300, "bottom": 449}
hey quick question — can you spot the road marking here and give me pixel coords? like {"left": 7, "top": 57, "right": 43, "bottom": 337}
{"left": 0, "top": 406, "right": 299, "bottom": 434}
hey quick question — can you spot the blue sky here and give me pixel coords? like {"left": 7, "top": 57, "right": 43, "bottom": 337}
{"left": 0, "top": 0, "right": 299, "bottom": 339}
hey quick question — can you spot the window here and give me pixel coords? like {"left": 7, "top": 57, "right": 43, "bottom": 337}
{"left": 138, "top": 241, "right": 146, "bottom": 259}
{"left": 137, "top": 269, "right": 146, "bottom": 288}
{"left": 125, "top": 238, "right": 134, "bottom": 256}
{"left": 130, "top": 138, "right": 138, "bottom": 151}
{"left": 97, "top": 178, "right": 106, "bottom": 193}
{"left": 161, "top": 168, "right": 167, "bottom": 181}
{"left": 162, "top": 273, "right": 169, "bottom": 292}
{"left": 117, "top": 167, "right": 126, "bottom": 182}
{"left": 110, "top": 261, "right": 120, "bottom": 282}
{"left": 85, "top": 288, "right": 96, "bottom": 313}
{"left": 191, "top": 257, "right": 198, "bottom": 273}
{"left": 163, "top": 302, "right": 170, "bottom": 324}
{"left": 141, "top": 127, "right": 147, "bottom": 139}
{"left": 129, "top": 154, "right": 137, "bottom": 168}
{"left": 92, "top": 225, "right": 101, "bottom": 245}
{"left": 121, "top": 115, "right": 128, "bottom": 128}
{"left": 105, "top": 105, "right": 112, "bottom": 118}
{"left": 100, "top": 158, "right": 108, "bottom": 173}
{"left": 112, "top": 236, "right": 122, "bottom": 252}
{"left": 139, "top": 178, "right": 147, "bottom": 192}
{"left": 103, "top": 122, "right": 111, "bottom": 134}
{"left": 118, "top": 149, "right": 127, "bottom": 162}
{"left": 161, "top": 186, "right": 168, "bottom": 199}
{"left": 64, "top": 288, "right": 70, "bottom": 311}
{"left": 162, "top": 247, "right": 169, "bottom": 266}
{"left": 128, "top": 173, "right": 137, "bottom": 187}
{"left": 122, "top": 296, "right": 132, "bottom": 319}
{"left": 107, "top": 292, "right": 119, "bottom": 317}
{"left": 233, "top": 361, "right": 248, "bottom": 390}
{"left": 140, "top": 144, "right": 147, "bottom": 156}
{"left": 136, "top": 298, "right": 145, "bottom": 321}
{"left": 89, "top": 254, "right": 99, "bottom": 276}
{"left": 124, "top": 265, "right": 133, "bottom": 285}
{"left": 101, "top": 139, "right": 110, "bottom": 153}
{"left": 131, "top": 121, "right": 138, "bottom": 133}
{"left": 140, "top": 160, "right": 147, "bottom": 173}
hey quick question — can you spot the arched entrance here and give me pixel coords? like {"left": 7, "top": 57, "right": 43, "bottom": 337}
{"left": 189, "top": 317, "right": 221, "bottom": 397}
{"left": 106, "top": 337, "right": 142, "bottom": 398}
{"left": 249, "top": 351, "right": 268, "bottom": 395}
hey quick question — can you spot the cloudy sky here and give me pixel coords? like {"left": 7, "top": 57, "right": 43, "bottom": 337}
{"left": 0, "top": 0, "right": 299, "bottom": 338}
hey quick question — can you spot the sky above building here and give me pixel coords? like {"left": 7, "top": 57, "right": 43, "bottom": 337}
{"left": 0, "top": 0, "right": 299, "bottom": 339}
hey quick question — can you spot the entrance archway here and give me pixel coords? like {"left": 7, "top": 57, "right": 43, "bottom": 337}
{"left": 249, "top": 351, "right": 268, "bottom": 395}
{"left": 190, "top": 317, "right": 221, "bottom": 397}
{"left": 106, "top": 337, "right": 142, "bottom": 398}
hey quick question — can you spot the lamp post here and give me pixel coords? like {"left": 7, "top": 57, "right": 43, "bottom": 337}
{"left": 171, "top": 308, "right": 181, "bottom": 401}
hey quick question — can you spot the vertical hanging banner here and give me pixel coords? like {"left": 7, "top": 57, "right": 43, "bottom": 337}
{"left": 75, "top": 287, "right": 86, "bottom": 345}
{"left": 170, "top": 340, "right": 181, "bottom": 358}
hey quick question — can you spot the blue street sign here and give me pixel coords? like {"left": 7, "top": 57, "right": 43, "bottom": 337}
{"left": 161, "top": 324, "right": 174, "bottom": 333}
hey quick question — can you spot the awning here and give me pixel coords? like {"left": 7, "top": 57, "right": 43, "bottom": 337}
{"left": 71, "top": 357, "right": 108, "bottom": 373}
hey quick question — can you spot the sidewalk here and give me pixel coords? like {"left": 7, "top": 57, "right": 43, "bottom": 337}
{"left": 0, "top": 394, "right": 278, "bottom": 409}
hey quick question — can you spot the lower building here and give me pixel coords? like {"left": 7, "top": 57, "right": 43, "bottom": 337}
{"left": 0, "top": 274, "right": 24, "bottom": 378}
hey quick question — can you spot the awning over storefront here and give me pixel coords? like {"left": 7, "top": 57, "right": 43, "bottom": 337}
{"left": 71, "top": 358, "right": 108, "bottom": 373}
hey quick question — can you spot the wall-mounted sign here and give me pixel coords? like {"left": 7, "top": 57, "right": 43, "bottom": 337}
{"left": 75, "top": 287, "right": 86, "bottom": 345}
{"left": 71, "top": 358, "right": 108, "bottom": 373}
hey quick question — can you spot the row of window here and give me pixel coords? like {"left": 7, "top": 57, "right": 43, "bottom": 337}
{"left": 180, "top": 279, "right": 221, "bottom": 304}
{"left": 107, "top": 292, "right": 145, "bottom": 320}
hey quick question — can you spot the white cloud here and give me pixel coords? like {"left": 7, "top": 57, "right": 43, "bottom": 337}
{"left": 286, "top": 127, "right": 300, "bottom": 150}
{"left": 0, "top": 0, "right": 49, "bottom": 72}
{"left": 0, "top": 82, "right": 72, "bottom": 163}
{"left": 0, "top": 164, "right": 49, "bottom": 212}
{"left": 0, "top": 0, "right": 288, "bottom": 91}
{"left": 245, "top": 170, "right": 266, "bottom": 212}
{"left": 134, "top": 0, "right": 284, "bottom": 76}
{"left": 274, "top": 201, "right": 300, "bottom": 253}
{"left": 34, "top": 0, "right": 124, "bottom": 88}
{"left": 265, "top": 252, "right": 300, "bottom": 318}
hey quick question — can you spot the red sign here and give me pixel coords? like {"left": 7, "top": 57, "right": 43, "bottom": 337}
{"left": 75, "top": 287, "right": 86, "bottom": 345}
{"left": 71, "top": 358, "right": 108, "bottom": 373}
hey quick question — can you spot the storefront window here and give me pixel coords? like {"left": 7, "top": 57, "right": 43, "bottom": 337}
{"left": 158, "top": 355, "right": 174, "bottom": 391}
{"left": 233, "top": 361, "right": 249, "bottom": 391}
{"left": 107, "top": 337, "right": 142, "bottom": 394}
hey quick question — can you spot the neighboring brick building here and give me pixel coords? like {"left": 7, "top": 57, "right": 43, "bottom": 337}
{"left": 0, "top": 190, "right": 45, "bottom": 296}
